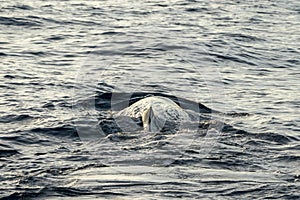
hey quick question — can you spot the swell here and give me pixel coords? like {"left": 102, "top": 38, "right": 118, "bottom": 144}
{"left": 92, "top": 91, "right": 249, "bottom": 121}
{"left": 0, "top": 16, "right": 42, "bottom": 27}
{"left": 94, "top": 91, "right": 217, "bottom": 114}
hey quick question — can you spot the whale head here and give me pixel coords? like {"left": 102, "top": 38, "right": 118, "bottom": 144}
{"left": 117, "top": 96, "right": 191, "bottom": 132}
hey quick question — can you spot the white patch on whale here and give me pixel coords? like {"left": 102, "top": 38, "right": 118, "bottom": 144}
{"left": 115, "top": 96, "right": 192, "bottom": 132}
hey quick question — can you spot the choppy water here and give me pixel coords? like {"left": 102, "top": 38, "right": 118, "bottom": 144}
{"left": 1, "top": 0, "right": 300, "bottom": 199}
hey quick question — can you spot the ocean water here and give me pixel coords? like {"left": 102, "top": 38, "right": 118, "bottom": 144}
{"left": 0, "top": 0, "right": 299, "bottom": 199}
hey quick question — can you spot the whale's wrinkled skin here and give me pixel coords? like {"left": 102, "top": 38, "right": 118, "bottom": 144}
{"left": 116, "top": 96, "right": 192, "bottom": 132}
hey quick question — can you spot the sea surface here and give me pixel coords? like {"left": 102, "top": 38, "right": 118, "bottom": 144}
{"left": 0, "top": 0, "right": 299, "bottom": 199}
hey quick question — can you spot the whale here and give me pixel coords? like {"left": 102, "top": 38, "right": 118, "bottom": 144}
{"left": 115, "top": 96, "right": 192, "bottom": 132}
{"left": 96, "top": 92, "right": 246, "bottom": 135}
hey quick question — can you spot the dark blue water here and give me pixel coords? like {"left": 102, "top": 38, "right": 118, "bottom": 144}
{"left": 1, "top": 0, "right": 299, "bottom": 199}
